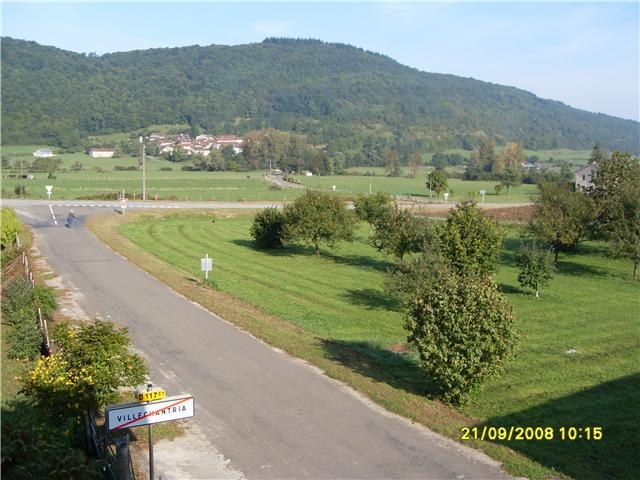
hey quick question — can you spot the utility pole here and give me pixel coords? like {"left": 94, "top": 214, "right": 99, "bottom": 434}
{"left": 139, "top": 136, "right": 146, "bottom": 200}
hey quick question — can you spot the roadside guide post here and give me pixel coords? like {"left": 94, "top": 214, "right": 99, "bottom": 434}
{"left": 45, "top": 186, "right": 57, "bottom": 224}
{"left": 479, "top": 189, "right": 486, "bottom": 204}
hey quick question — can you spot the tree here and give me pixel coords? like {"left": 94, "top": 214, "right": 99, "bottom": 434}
{"left": 494, "top": 142, "right": 525, "bottom": 174}
{"left": 353, "top": 192, "right": 393, "bottom": 226}
{"left": 407, "top": 151, "right": 422, "bottom": 178}
{"left": 370, "top": 206, "right": 432, "bottom": 260}
{"left": 382, "top": 147, "right": 401, "bottom": 177}
{"left": 283, "top": 190, "right": 356, "bottom": 256}
{"left": 250, "top": 207, "right": 286, "bottom": 249}
{"left": 426, "top": 170, "right": 448, "bottom": 197}
{"left": 516, "top": 243, "right": 556, "bottom": 298}
{"left": 526, "top": 182, "right": 594, "bottom": 262}
{"left": 468, "top": 137, "right": 496, "bottom": 176}
{"left": 436, "top": 201, "right": 506, "bottom": 277}
{"left": 403, "top": 264, "right": 518, "bottom": 405}
{"left": 495, "top": 143, "right": 524, "bottom": 193}
{"left": 591, "top": 151, "right": 640, "bottom": 279}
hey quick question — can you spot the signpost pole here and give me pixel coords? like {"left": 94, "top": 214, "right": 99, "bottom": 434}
{"left": 205, "top": 254, "right": 209, "bottom": 281}
{"left": 147, "top": 383, "right": 154, "bottom": 480}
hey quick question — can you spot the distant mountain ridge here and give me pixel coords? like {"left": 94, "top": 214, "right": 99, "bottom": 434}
{"left": 1, "top": 36, "right": 638, "bottom": 153}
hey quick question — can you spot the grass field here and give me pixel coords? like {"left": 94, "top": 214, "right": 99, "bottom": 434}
{"left": 2, "top": 144, "right": 587, "bottom": 203}
{"left": 93, "top": 210, "right": 639, "bottom": 480}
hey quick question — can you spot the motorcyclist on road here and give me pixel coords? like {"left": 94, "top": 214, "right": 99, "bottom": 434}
{"left": 65, "top": 210, "right": 76, "bottom": 228}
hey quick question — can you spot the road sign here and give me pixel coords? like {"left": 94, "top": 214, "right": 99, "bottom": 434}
{"left": 135, "top": 387, "right": 166, "bottom": 402}
{"left": 201, "top": 254, "right": 213, "bottom": 280}
{"left": 120, "top": 196, "right": 128, "bottom": 208}
{"left": 106, "top": 395, "right": 194, "bottom": 431}
{"left": 201, "top": 256, "right": 213, "bottom": 272}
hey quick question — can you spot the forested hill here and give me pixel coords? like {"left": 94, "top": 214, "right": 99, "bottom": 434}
{"left": 2, "top": 36, "right": 638, "bottom": 153}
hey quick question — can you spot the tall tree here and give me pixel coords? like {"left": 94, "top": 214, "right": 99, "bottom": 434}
{"left": 426, "top": 170, "right": 448, "bottom": 197}
{"left": 407, "top": 151, "right": 422, "bottom": 178}
{"left": 382, "top": 147, "right": 401, "bottom": 177}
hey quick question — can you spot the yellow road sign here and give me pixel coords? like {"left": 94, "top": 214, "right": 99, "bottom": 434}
{"left": 136, "top": 389, "right": 166, "bottom": 402}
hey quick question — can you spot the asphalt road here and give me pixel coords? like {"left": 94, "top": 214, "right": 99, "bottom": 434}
{"left": 7, "top": 200, "right": 515, "bottom": 480}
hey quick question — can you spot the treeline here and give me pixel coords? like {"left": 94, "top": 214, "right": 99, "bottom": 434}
{"left": 2, "top": 37, "right": 638, "bottom": 155}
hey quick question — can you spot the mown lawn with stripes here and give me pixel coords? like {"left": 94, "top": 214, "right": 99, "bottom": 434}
{"left": 121, "top": 212, "right": 405, "bottom": 345}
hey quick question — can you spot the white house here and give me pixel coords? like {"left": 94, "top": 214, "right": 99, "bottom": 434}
{"left": 575, "top": 163, "right": 599, "bottom": 191}
{"left": 88, "top": 148, "right": 116, "bottom": 158}
{"left": 33, "top": 148, "right": 54, "bottom": 158}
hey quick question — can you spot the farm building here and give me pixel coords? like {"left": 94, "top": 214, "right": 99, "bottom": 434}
{"left": 33, "top": 148, "right": 54, "bottom": 157}
{"left": 88, "top": 148, "right": 116, "bottom": 158}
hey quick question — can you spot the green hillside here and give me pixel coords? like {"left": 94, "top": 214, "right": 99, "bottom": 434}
{"left": 2, "top": 37, "right": 638, "bottom": 153}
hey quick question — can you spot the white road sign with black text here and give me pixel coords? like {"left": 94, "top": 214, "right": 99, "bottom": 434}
{"left": 106, "top": 395, "right": 194, "bottom": 431}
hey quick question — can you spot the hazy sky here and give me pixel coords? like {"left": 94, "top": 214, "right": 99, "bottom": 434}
{"left": 2, "top": 1, "right": 639, "bottom": 122}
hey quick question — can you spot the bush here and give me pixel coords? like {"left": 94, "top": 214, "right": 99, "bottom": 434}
{"left": 2, "top": 276, "right": 47, "bottom": 360}
{"left": 1, "top": 207, "right": 22, "bottom": 249}
{"left": 1, "top": 400, "right": 104, "bottom": 480}
{"left": 23, "top": 321, "right": 148, "bottom": 414}
{"left": 7, "top": 308, "right": 42, "bottom": 360}
{"left": 404, "top": 267, "right": 518, "bottom": 405}
{"left": 250, "top": 207, "right": 286, "bottom": 248}
{"left": 2, "top": 276, "right": 34, "bottom": 320}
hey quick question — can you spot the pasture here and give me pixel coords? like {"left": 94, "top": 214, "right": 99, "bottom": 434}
{"left": 1, "top": 144, "right": 542, "bottom": 202}
{"left": 2, "top": 144, "right": 593, "bottom": 203}
{"left": 92, "top": 210, "right": 639, "bottom": 480}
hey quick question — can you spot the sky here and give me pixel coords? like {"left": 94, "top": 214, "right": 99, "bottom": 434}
{"left": 2, "top": 1, "right": 639, "bottom": 122}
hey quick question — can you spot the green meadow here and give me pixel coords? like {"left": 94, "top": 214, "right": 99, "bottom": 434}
{"left": 1, "top": 144, "right": 592, "bottom": 203}
{"left": 108, "top": 211, "right": 639, "bottom": 480}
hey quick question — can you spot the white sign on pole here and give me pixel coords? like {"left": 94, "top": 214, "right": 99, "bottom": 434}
{"left": 45, "top": 185, "right": 53, "bottom": 199}
{"left": 105, "top": 395, "right": 195, "bottom": 431}
{"left": 201, "top": 254, "right": 213, "bottom": 280}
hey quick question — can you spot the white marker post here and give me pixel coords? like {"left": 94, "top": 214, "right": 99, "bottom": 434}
{"left": 120, "top": 196, "right": 128, "bottom": 214}
{"left": 201, "top": 254, "right": 213, "bottom": 281}
{"left": 479, "top": 189, "right": 486, "bottom": 204}
{"left": 45, "top": 185, "right": 53, "bottom": 200}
